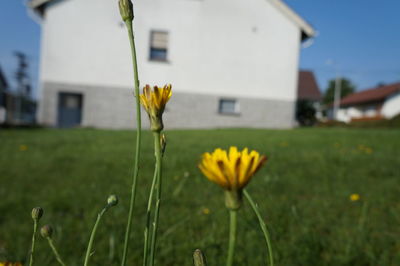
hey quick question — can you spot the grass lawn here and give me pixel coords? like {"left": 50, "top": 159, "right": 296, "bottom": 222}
{"left": 0, "top": 128, "right": 399, "bottom": 265}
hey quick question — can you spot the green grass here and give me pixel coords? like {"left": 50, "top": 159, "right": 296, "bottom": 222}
{"left": 0, "top": 128, "right": 399, "bottom": 266}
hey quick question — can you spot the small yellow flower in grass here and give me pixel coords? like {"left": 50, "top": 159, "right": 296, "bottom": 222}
{"left": 19, "top": 145, "right": 28, "bottom": 151}
{"left": 350, "top": 193, "right": 360, "bottom": 202}
{"left": 140, "top": 84, "right": 172, "bottom": 132}
{"left": 202, "top": 207, "right": 210, "bottom": 215}
{"left": 199, "top": 147, "right": 267, "bottom": 210}
{"left": 0, "top": 263, "right": 22, "bottom": 266}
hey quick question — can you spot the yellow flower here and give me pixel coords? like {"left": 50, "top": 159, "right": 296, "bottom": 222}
{"left": 0, "top": 263, "right": 23, "bottom": 266}
{"left": 19, "top": 145, "right": 28, "bottom": 151}
{"left": 202, "top": 207, "right": 210, "bottom": 215}
{"left": 199, "top": 147, "right": 267, "bottom": 209}
{"left": 139, "top": 84, "right": 172, "bottom": 131}
{"left": 199, "top": 147, "right": 267, "bottom": 190}
{"left": 350, "top": 193, "right": 360, "bottom": 202}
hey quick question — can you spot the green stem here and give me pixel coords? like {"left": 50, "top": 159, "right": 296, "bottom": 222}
{"left": 47, "top": 237, "right": 67, "bottom": 266}
{"left": 143, "top": 169, "right": 158, "bottom": 266}
{"left": 84, "top": 207, "right": 108, "bottom": 266}
{"left": 244, "top": 190, "right": 274, "bottom": 266}
{"left": 226, "top": 210, "right": 237, "bottom": 266}
{"left": 29, "top": 220, "right": 38, "bottom": 266}
{"left": 121, "top": 19, "right": 142, "bottom": 266}
{"left": 149, "top": 131, "right": 163, "bottom": 266}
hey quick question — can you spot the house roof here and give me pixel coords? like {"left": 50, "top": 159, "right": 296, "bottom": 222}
{"left": 0, "top": 65, "right": 8, "bottom": 90}
{"left": 29, "top": 0, "right": 315, "bottom": 39}
{"left": 268, "top": 0, "right": 315, "bottom": 40}
{"left": 340, "top": 82, "right": 400, "bottom": 106}
{"left": 297, "top": 70, "right": 321, "bottom": 101}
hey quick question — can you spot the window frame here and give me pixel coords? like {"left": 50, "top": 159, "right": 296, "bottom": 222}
{"left": 218, "top": 98, "right": 240, "bottom": 115}
{"left": 149, "top": 30, "right": 169, "bottom": 62}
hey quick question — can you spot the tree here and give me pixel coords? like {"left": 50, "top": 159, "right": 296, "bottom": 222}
{"left": 323, "top": 78, "right": 356, "bottom": 105}
{"left": 296, "top": 100, "right": 317, "bottom": 126}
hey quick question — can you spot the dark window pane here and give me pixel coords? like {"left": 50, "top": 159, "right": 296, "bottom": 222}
{"left": 150, "top": 48, "right": 167, "bottom": 61}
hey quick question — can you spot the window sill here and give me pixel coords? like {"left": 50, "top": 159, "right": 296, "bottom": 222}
{"left": 148, "top": 58, "right": 170, "bottom": 64}
{"left": 218, "top": 112, "right": 241, "bottom": 117}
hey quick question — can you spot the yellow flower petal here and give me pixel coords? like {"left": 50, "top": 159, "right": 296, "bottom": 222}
{"left": 198, "top": 147, "right": 266, "bottom": 191}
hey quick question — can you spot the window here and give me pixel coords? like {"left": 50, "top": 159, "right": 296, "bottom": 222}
{"left": 219, "top": 99, "right": 239, "bottom": 115}
{"left": 149, "top": 31, "right": 168, "bottom": 61}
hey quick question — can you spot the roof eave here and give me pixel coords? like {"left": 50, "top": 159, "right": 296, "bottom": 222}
{"left": 28, "top": 0, "right": 53, "bottom": 17}
{"left": 267, "top": 0, "right": 316, "bottom": 40}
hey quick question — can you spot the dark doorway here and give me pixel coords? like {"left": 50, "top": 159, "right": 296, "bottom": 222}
{"left": 57, "top": 92, "right": 83, "bottom": 128}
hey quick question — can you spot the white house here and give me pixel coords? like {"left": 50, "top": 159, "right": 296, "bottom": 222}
{"left": 29, "top": 0, "right": 315, "bottom": 129}
{"left": 335, "top": 82, "right": 400, "bottom": 123}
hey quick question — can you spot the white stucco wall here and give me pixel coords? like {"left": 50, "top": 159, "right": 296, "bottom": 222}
{"left": 381, "top": 92, "right": 400, "bottom": 118}
{"left": 39, "top": 0, "right": 302, "bottom": 102}
{"left": 336, "top": 107, "right": 363, "bottom": 123}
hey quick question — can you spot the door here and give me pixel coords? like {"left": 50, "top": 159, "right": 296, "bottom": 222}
{"left": 57, "top": 92, "right": 83, "bottom": 128}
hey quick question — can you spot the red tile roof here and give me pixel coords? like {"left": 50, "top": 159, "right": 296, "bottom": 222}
{"left": 297, "top": 71, "right": 322, "bottom": 101}
{"left": 340, "top": 82, "right": 400, "bottom": 106}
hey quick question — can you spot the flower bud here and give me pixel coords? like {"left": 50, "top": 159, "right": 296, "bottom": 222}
{"left": 40, "top": 225, "right": 53, "bottom": 238}
{"left": 107, "top": 194, "right": 118, "bottom": 207}
{"left": 31, "top": 207, "right": 43, "bottom": 221}
{"left": 118, "top": 0, "right": 134, "bottom": 22}
{"left": 193, "top": 249, "right": 207, "bottom": 266}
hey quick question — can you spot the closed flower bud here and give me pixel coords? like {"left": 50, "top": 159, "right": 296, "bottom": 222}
{"left": 107, "top": 194, "right": 118, "bottom": 207}
{"left": 193, "top": 249, "right": 207, "bottom": 266}
{"left": 31, "top": 207, "right": 43, "bottom": 221}
{"left": 139, "top": 84, "right": 172, "bottom": 132}
{"left": 118, "top": 0, "right": 134, "bottom": 22}
{"left": 40, "top": 225, "right": 53, "bottom": 238}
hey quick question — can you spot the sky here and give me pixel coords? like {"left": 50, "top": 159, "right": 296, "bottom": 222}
{"left": 0, "top": 0, "right": 399, "bottom": 98}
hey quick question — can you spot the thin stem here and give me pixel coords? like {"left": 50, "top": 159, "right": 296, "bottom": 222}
{"left": 149, "top": 131, "right": 163, "bottom": 266}
{"left": 121, "top": 19, "right": 142, "bottom": 266}
{"left": 143, "top": 169, "right": 158, "bottom": 266}
{"left": 226, "top": 210, "right": 237, "bottom": 266}
{"left": 47, "top": 237, "right": 67, "bottom": 266}
{"left": 244, "top": 190, "right": 274, "bottom": 266}
{"left": 29, "top": 220, "right": 38, "bottom": 266}
{"left": 84, "top": 207, "right": 108, "bottom": 266}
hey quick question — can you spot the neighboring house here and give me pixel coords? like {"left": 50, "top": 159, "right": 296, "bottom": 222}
{"left": 335, "top": 82, "right": 400, "bottom": 123}
{"left": 297, "top": 70, "right": 322, "bottom": 103}
{"left": 296, "top": 70, "right": 322, "bottom": 121}
{"left": 0, "top": 65, "right": 8, "bottom": 105}
{"left": 29, "top": 0, "right": 315, "bottom": 129}
{"left": 0, "top": 65, "right": 8, "bottom": 123}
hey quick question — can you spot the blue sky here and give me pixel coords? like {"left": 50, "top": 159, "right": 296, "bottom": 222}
{"left": 285, "top": 0, "right": 400, "bottom": 90}
{"left": 0, "top": 0, "right": 399, "bottom": 98}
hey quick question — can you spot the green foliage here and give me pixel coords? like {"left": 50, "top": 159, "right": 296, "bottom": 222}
{"left": 0, "top": 128, "right": 399, "bottom": 265}
{"left": 296, "top": 100, "right": 317, "bottom": 126}
{"left": 323, "top": 78, "right": 356, "bottom": 105}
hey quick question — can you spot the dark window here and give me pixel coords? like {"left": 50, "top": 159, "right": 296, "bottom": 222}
{"left": 219, "top": 99, "right": 239, "bottom": 114}
{"left": 149, "top": 31, "right": 168, "bottom": 61}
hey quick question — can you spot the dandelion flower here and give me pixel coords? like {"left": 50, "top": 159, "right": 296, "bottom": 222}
{"left": 350, "top": 193, "right": 360, "bottom": 202}
{"left": 202, "top": 207, "right": 210, "bottom": 215}
{"left": 199, "top": 147, "right": 267, "bottom": 209}
{"left": 139, "top": 84, "right": 172, "bottom": 131}
{"left": 19, "top": 145, "right": 28, "bottom": 151}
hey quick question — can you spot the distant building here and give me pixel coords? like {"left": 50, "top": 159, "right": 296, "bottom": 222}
{"left": 296, "top": 70, "right": 322, "bottom": 125}
{"left": 297, "top": 70, "right": 322, "bottom": 103}
{"left": 0, "top": 65, "right": 9, "bottom": 123}
{"left": 335, "top": 82, "right": 400, "bottom": 122}
{"left": 29, "top": 0, "right": 315, "bottom": 129}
